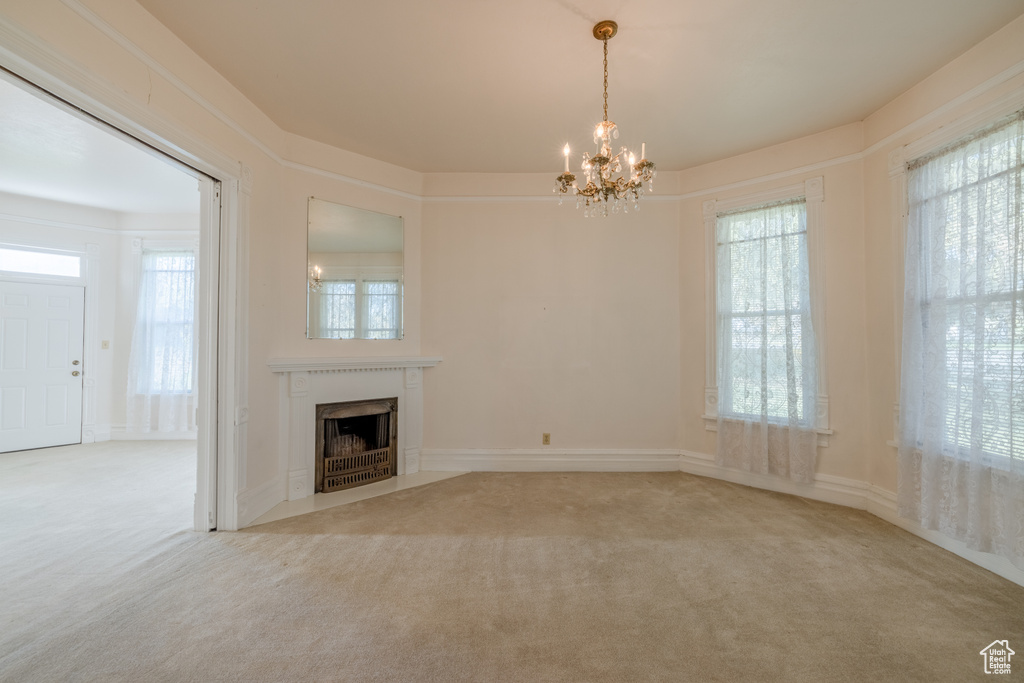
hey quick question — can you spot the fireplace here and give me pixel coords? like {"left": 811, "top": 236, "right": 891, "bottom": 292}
{"left": 315, "top": 398, "right": 397, "bottom": 493}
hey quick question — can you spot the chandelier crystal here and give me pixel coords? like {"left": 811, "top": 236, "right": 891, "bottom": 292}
{"left": 555, "top": 20, "right": 656, "bottom": 217}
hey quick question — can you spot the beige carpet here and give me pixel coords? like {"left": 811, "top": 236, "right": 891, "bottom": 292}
{"left": 1, "top": 443, "right": 1022, "bottom": 682}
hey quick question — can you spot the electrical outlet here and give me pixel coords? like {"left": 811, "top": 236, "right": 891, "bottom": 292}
{"left": 101, "top": 340, "right": 110, "bottom": 349}
{"left": 542, "top": 433, "right": 550, "bottom": 445}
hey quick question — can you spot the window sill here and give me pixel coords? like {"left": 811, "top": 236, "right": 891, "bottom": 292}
{"left": 701, "top": 414, "right": 833, "bottom": 447}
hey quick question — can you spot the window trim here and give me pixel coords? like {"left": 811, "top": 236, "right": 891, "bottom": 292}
{"left": 701, "top": 177, "right": 832, "bottom": 446}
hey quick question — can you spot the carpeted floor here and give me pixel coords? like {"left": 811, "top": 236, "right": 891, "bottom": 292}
{"left": 1, "top": 443, "right": 1022, "bottom": 681}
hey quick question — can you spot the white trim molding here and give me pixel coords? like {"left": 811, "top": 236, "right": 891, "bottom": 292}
{"left": 237, "top": 475, "right": 285, "bottom": 529}
{"left": 420, "top": 449, "right": 682, "bottom": 472}
{"left": 267, "top": 356, "right": 442, "bottom": 373}
{"left": 701, "top": 177, "right": 831, "bottom": 446}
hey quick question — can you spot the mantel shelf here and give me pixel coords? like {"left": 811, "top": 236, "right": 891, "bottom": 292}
{"left": 267, "top": 356, "right": 442, "bottom": 373}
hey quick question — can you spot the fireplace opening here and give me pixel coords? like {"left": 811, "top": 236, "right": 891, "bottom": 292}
{"left": 315, "top": 398, "right": 397, "bottom": 493}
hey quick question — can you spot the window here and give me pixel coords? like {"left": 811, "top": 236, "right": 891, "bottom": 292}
{"left": 903, "top": 112, "right": 1024, "bottom": 464}
{"left": 897, "top": 110, "right": 1023, "bottom": 570}
{"left": 702, "top": 178, "right": 827, "bottom": 483}
{"left": 716, "top": 199, "right": 816, "bottom": 425}
{"left": 320, "top": 280, "right": 356, "bottom": 338}
{"left": 316, "top": 275, "right": 402, "bottom": 339}
{"left": 0, "top": 247, "right": 80, "bottom": 278}
{"left": 131, "top": 250, "right": 196, "bottom": 394}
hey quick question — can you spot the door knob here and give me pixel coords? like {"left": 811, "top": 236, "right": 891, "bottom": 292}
{"left": 72, "top": 360, "right": 80, "bottom": 365}
{"left": 71, "top": 371, "right": 80, "bottom": 377}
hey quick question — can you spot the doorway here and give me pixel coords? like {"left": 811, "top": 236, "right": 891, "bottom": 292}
{"left": 0, "top": 71, "right": 222, "bottom": 531}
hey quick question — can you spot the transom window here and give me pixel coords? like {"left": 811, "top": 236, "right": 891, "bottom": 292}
{"left": 0, "top": 247, "right": 81, "bottom": 278}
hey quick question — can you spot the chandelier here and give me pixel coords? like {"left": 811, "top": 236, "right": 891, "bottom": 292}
{"left": 555, "top": 20, "right": 656, "bottom": 217}
{"left": 308, "top": 264, "right": 323, "bottom": 293}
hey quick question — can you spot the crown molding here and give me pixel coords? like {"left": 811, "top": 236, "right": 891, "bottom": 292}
{"left": 1, "top": 0, "right": 1021, "bottom": 207}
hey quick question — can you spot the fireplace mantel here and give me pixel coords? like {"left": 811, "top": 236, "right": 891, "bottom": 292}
{"left": 267, "top": 356, "right": 442, "bottom": 373}
{"left": 268, "top": 356, "right": 441, "bottom": 501}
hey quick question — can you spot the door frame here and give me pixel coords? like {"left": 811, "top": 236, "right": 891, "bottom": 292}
{"left": 0, "top": 24, "right": 249, "bottom": 531}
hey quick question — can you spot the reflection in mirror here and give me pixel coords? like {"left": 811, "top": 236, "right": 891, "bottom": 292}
{"left": 307, "top": 198, "right": 403, "bottom": 339}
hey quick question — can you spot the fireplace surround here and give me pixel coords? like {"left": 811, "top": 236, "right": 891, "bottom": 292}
{"left": 268, "top": 356, "right": 441, "bottom": 501}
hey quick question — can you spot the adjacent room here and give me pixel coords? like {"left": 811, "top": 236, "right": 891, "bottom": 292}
{"left": 1, "top": 1, "right": 1022, "bottom": 680}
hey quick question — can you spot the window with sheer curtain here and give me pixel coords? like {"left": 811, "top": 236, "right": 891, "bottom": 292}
{"left": 715, "top": 199, "right": 820, "bottom": 483}
{"left": 898, "top": 111, "right": 1024, "bottom": 569}
{"left": 126, "top": 249, "right": 196, "bottom": 433}
{"left": 317, "top": 277, "right": 401, "bottom": 339}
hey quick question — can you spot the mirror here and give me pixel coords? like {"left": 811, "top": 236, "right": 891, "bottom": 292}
{"left": 307, "top": 198, "right": 404, "bottom": 339}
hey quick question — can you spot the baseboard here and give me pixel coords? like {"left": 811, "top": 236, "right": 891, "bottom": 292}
{"left": 678, "top": 450, "right": 871, "bottom": 510}
{"left": 420, "top": 449, "right": 682, "bottom": 472}
{"left": 81, "top": 424, "right": 111, "bottom": 443}
{"left": 237, "top": 476, "right": 285, "bottom": 529}
{"left": 864, "top": 488, "right": 1024, "bottom": 587}
{"left": 416, "top": 446, "right": 1023, "bottom": 587}
{"left": 680, "top": 449, "right": 1024, "bottom": 588}
{"left": 110, "top": 425, "right": 197, "bottom": 441}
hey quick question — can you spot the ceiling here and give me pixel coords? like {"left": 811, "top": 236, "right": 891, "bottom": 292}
{"left": 136, "top": 0, "right": 1024, "bottom": 174}
{"left": 0, "top": 76, "right": 199, "bottom": 214}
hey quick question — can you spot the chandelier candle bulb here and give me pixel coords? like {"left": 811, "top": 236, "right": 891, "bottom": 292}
{"left": 564, "top": 144, "right": 570, "bottom": 172}
{"left": 642, "top": 142, "right": 645, "bottom": 159}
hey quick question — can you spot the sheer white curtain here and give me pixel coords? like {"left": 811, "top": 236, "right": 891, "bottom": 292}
{"left": 898, "top": 112, "right": 1024, "bottom": 569}
{"left": 716, "top": 200, "right": 819, "bottom": 483}
{"left": 126, "top": 249, "right": 197, "bottom": 434}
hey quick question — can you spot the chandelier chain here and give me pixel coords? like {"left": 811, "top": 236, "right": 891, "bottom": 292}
{"left": 602, "top": 37, "right": 609, "bottom": 122}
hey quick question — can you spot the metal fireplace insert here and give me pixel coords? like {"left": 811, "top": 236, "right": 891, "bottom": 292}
{"left": 315, "top": 398, "right": 397, "bottom": 493}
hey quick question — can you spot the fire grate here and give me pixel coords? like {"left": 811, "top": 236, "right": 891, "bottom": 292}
{"left": 323, "top": 446, "right": 392, "bottom": 491}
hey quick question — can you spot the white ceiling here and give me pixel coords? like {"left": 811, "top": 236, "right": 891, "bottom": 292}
{"left": 0, "top": 76, "right": 199, "bottom": 214}
{"left": 135, "top": 0, "right": 1024, "bottom": 174}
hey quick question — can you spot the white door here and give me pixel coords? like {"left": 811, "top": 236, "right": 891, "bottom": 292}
{"left": 0, "top": 282, "right": 85, "bottom": 453}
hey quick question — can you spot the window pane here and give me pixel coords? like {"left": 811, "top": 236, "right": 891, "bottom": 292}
{"left": 717, "top": 200, "right": 814, "bottom": 424}
{"left": 0, "top": 248, "right": 80, "bottom": 278}
{"left": 908, "top": 113, "right": 1024, "bottom": 463}
{"left": 136, "top": 250, "right": 195, "bottom": 394}
{"left": 363, "top": 280, "right": 400, "bottom": 339}
{"left": 320, "top": 280, "right": 356, "bottom": 339}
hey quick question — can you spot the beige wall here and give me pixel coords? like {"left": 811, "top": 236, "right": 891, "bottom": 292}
{"left": 2, "top": 1, "right": 1023, "bottom": 515}
{"left": 421, "top": 200, "right": 681, "bottom": 450}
